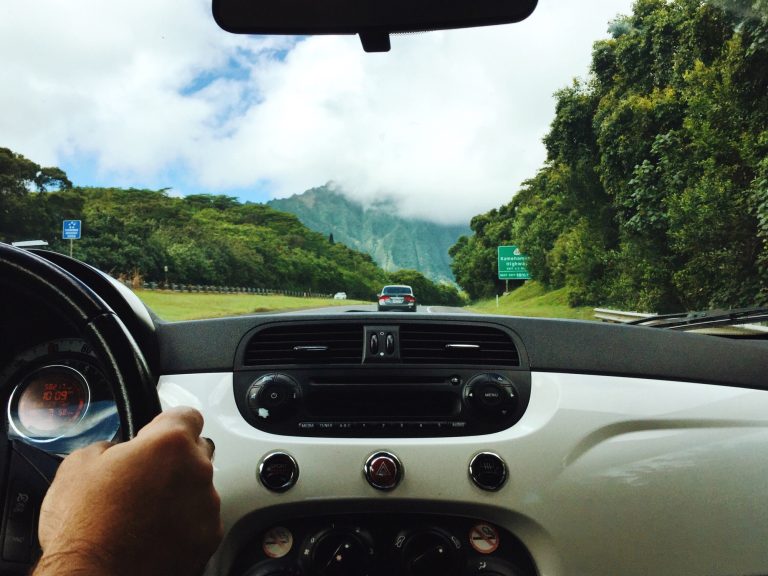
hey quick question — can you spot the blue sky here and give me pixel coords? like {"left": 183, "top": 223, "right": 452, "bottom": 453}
{"left": 2, "top": 0, "right": 634, "bottom": 224}
{"left": 61, "top": 149, "right": 276, "bottom": 203}
{"left": 180, "top": 55, "right": 254, "bottom": 97}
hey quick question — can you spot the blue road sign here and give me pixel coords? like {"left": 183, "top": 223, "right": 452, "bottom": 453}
{"left": 62, "top": 220, "right": 82, "bottom": 240}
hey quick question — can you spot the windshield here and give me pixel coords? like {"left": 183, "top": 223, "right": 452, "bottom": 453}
{"left": 1, "top": 0, "right": 766, "bottom": 325}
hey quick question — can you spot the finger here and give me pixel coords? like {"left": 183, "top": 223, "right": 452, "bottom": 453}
{"left": 56, "top": 440, "right": 114, "bottom": 473}
{"left": 139, "top": 406, "right": 205, "bottom": 440}
{"left": 68, "top": 440, "right": 114, "bottom": 459}
{"left": 161, "top": 406, "right": 205, "bottom": 436}
{"left": 199, "top": 436, "right": 215, "bottom": 461}
{"left": 81, "top": 440, "right": 115, "bottom": 455}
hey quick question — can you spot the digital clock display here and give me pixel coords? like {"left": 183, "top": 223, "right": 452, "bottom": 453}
{"left": 16, "top": 365, "right": 88, "bottom": 437}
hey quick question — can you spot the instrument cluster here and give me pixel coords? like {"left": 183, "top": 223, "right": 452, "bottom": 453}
{"left": 2, "top": 338, "right": 120, "bottom": 454}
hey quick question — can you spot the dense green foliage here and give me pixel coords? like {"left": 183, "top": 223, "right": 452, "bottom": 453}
{"left": 451, "top": 0, "right": 768, "bottom": 312}
{"left": 387, "top": 269, "right": 465, "bottom": 307}
{"left": 269, "top": 186, "right": 470, "bottom": 284}
{"left": 0, "top": 148, "right": 463, "bottom": 305}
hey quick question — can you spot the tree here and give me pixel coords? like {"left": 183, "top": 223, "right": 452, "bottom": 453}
{"left": 449, "top": 0, "right": 767, "bottom": 310}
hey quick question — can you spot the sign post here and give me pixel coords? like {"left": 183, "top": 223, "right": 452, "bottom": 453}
{"left": 62, "top": 220, "right": 82, "bottom": 257}
{"left": 497, "top": 246, "right": 530, "bottom": 291}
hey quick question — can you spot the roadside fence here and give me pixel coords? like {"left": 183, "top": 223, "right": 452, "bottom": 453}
{"left": 121, "top": 280, "right": 332, "bottom": 299}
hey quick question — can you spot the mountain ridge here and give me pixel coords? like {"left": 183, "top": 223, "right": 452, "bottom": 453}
{"left": 268, "top": 186, "right": 469, "bottom": 283}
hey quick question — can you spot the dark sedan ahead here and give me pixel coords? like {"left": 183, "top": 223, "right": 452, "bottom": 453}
{"left": 377, "top": 284, "right": 417, "bottom": 312}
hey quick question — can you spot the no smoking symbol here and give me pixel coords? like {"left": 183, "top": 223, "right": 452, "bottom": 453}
{"left": 469, "top": 523, "right": 499, "bottom": 554}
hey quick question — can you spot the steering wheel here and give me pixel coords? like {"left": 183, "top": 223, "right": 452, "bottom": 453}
{"left": 0, "top": 242, "right": 161, "bottom": 571}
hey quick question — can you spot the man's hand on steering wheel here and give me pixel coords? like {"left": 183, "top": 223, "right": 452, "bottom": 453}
{"left": 31, "top": 407, "right": 222, "bottom": 576}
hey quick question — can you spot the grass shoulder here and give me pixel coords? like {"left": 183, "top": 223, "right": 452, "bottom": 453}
{"left": 468, "top": 282, "right": 595, "bottom": 320}
{"left": 134, "top": 290, "right": 370, "bottom": 321}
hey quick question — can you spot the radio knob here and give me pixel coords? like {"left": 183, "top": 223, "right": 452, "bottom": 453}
{"left": 464, "top": 374, "right": 517, "bottom": 418}
{"left": 247, "top": 373, "right": 300, "bottom": 420}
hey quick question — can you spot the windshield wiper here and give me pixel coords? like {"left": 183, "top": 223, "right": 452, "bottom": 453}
{"left": 627, "top": 306, "right": 768, "bottom": 331}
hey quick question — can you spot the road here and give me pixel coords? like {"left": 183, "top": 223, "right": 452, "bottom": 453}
{"left": 284, "top": 304, "right": 469, "bottom": 315}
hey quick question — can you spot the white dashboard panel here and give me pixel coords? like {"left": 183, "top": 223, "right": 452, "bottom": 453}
{"left": 158, "top": 372, "right": 768, "bottom": 576}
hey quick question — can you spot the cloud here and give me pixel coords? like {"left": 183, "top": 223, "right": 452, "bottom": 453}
{"left": 1, "top": 0, "right": 633, "bottom": 224}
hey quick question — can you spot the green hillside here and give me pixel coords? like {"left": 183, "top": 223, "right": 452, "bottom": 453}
{"left": 0, "top": 147, "right": 464, "bottom": 306}
{"left": 0, "top": 150, "right": 386, "bottom": 299}
{"left": 135, "top": 291, "right": 369, "bottom": 321}
{"left": 268, "top": 185, "right": 470, "bottom": 283}
{"left": 469, "top": 282, "right": 595, "bottom": 320}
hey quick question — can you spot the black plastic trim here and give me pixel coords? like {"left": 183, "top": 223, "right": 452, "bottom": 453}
{"left": 29, "top": 249, "right": 160, "bottom": 375}
{"left": 157, "top": 313, "right": 768, "bottom": 391}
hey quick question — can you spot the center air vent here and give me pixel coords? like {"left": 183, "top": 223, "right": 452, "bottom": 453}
{"left": 243, "top": 323, "right": 364, "bottom": 365}
{"left": 399, "top": 323, "right": 520, "bottom": 366}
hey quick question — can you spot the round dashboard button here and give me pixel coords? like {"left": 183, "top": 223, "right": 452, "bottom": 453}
{"left": 363, "top": 451, "right": 402, "bottom": 491}
{"left": 468, "top": 452, "right": 507, "bottom": 491}
{"left": 259, "top": 452, "right": 299, "bottom": 492}
{"left": 479, "top": 384, "right": 504, "bottom": 406}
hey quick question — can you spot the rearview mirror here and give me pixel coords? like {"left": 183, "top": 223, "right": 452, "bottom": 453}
{"left": 212, "top": 0, "right": 538, "bottom": 52}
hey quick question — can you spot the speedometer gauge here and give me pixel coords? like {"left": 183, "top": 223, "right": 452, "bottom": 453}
{"left": 3, "top": 338, "right": 120, "bottom": 450}
{"left": 14, "top": 365, "right": 89, "bottom": 438}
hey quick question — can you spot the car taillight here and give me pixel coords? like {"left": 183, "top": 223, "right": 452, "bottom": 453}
{"left": 405, "top": 295, "right": 415, "bottom": 302}
{"left": 379, "top": 295, "right": 390, "bottom": 302}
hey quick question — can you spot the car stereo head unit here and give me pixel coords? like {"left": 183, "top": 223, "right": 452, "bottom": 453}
{"left": 233, "top": 368, "right": 531, "bottom": 438}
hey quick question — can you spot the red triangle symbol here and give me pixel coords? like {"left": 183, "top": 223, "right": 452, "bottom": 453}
{"left": 375, "top": 462, "right": 392, "bottom": 477}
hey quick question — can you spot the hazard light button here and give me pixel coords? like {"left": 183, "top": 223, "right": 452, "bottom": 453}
{"left": 363, "top": 451, "right": 402, "bottom": 491}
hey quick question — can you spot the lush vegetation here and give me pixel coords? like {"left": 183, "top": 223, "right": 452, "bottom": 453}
{"left": 451, "top": 0, "right": 768, "bottom": 312}
{"left": 269, "top": 186, "right": 470, "bottom": 284}
{"left": 469, "top": 282, "right": 595, "bottom": 320}
{"left": 0, "top": 149, "right": 463, "bottom": 305}
{"left": 387, "top": 269, "right": 465, "bottom": 307}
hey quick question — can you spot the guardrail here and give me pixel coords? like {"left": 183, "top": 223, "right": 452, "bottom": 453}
{"left": 593, "top": 307, "right": 768, "bottom": 336}
{"left": 120, "top": 280, "right": 332, "bottom": 299}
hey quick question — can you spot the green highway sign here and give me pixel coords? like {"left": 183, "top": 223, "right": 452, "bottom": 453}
{"left": 498, "top": 245, "right": 530, "bottom": 280}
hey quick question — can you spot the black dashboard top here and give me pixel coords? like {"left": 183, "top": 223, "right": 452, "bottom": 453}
{"left": 157, "top": 312, "right": 768, "bottom": 390}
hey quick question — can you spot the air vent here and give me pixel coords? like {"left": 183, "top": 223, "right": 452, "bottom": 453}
{"left": 243, "top": 323, "right": 364, "bottom": 365}
{"left": 399, "top": 323, "right": 519, "bottom": 366}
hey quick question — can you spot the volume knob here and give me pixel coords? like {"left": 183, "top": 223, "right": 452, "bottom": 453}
{"left": 247, "top": 373, "right": 300, "bottom": 420}
{"left": 463, "top": 374, "right": 517, "bottom": 418}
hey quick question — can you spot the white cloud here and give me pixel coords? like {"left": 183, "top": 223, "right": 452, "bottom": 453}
{"left": 1, "top": 0, "right": 633, "bottom": 224}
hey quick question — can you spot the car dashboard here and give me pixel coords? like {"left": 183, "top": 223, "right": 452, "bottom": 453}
{"left": 2, "top": 259, "right": 768, "bottom": 576}
{"left": 156, "top": 311, "right": 768, "bottom": 576}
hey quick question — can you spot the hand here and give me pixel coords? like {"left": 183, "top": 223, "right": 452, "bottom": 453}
{"left": 33, "top": 407, "right": 222, "bottom": 576}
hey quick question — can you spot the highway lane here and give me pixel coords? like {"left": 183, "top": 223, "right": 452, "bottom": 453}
{"left": 282, "top": 304, "right": 469, "bottom": 315}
